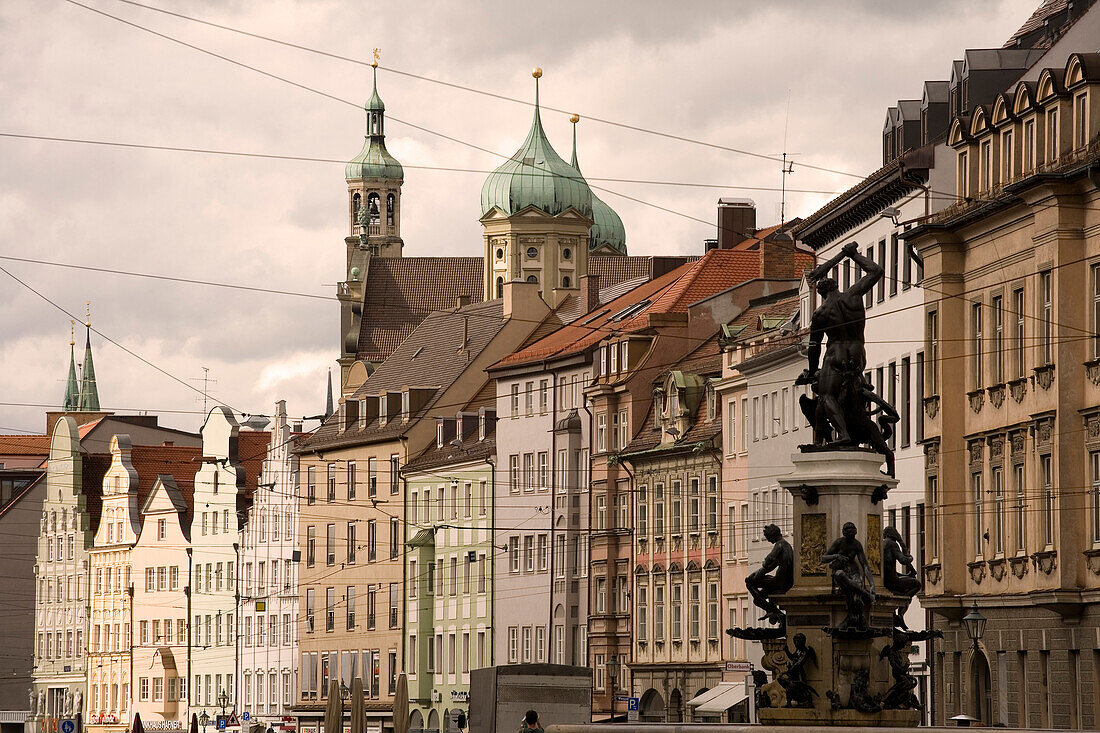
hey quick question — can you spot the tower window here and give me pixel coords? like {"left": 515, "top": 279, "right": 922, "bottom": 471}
{"left": 562, "top": 248, "right": 571, "bottom": 260}
{"left": 496, "top": 277, "right": 504, "bottom": 299}
{"left": 526, "top": 247, "right": 539, "bottom": 259}
{"left": 496, "top": 248, "right": 504, "bottom": 260}
{"left": 526, "top": 275, "right": 538, "bottom": 284}
{"left": 562, "top": 276, "right": 571, "bottom": 288}
{"left": 367, "top": 193, "right": 381, "bottom": 224}
{"left": 386, "top": 194, "right": 396, "bottom": 227}
{"left": 353, "top": 193, "right": 361, "bottom": 221}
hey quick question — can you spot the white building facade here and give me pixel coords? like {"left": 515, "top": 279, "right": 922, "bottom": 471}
{"left": 239, "top": 402, "right": 300, "bottom": 728}
{"left": 190, "top": 408, "right": 245, "bottom": 716}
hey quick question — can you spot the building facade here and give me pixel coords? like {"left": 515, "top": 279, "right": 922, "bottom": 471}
{"left": 403, "top": 409, "right": 496, "bottom": 733}
{"left": 908, "top": 48, "right": 1100, "bottom": 729}
{"left": 239, "top": 403, "right": 300, "bottom": 728}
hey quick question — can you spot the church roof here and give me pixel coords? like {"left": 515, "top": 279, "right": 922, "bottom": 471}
{"left": 481, "top": 79, "right": 592, "bottom": 219}
{"left": 571, "top": 124, "right": 627, "bottom": 254}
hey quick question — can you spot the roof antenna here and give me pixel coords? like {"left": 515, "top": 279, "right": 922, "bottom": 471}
{"left": 779, "top": 89, "right": 797, "bottom": 227}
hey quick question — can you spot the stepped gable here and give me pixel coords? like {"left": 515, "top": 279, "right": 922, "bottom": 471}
{"left": 355, "top": 257, "right": 483, "bottom": 364}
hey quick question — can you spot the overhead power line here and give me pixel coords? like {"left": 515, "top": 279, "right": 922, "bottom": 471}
{"left": 105, "top": 0, "right": 871, "bottom": 181}
{"left": 0, "top": 132, "right": 846, "bottom": 196}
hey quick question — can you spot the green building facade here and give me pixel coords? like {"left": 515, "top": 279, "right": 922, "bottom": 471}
{"left": 403, "top": 408, "right": 497, "bottom": 733}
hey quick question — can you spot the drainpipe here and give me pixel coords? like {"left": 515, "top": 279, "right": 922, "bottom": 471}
{"left": 548, "top": 363, "right": 557, "bottom": 637}
{"left": 486, "top": 456, "right": 496, "bottom": 669}
{"left": 186, "top": 547, "right": 193, "bottom": 711}
{"left": 233, "top": 541, "right": 240, "bottom": 714}
{"left": 128, "top": 582, "right": 134, "bottom": 726}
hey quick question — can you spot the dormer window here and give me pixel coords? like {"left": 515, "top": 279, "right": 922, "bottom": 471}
{"left": 437, "top": 422, "right": 444, "bottom": 448}
{"left": 610, "top": 343, "right": 618, "bottom": 373}
{"left": 401, "top": 391, "right": 410, "bottom": 420}
{"left": 620, "top": 341, "right": 629, "bottom": 373}
{"left": 705, "top": 382, "right": 717, "bottom": 422}
{"left": 653, "top": 388, "right": 665, "bottom": 430}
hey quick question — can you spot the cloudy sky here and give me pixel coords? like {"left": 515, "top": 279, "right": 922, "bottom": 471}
{"left": 0, "top": 0, "right": 1041, "bottom": 435}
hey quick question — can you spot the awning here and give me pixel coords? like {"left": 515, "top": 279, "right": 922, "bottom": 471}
{"left": 687, "top": 682, "right": 747, "bottom": 714}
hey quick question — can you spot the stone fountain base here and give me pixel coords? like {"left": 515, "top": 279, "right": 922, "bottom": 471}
{"left": 751, "top": 450, "right": 920, "bottom": 727}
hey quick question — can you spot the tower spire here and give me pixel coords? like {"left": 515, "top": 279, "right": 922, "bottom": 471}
{"left": 78, "top": 303, "right": 100, "bottom": 411}
{"left": 63, "top": 320, "right": 80, "bottom": 411}
{"left": 531, "top": 67, "right": 544, "bottom": 131}
{"left": 569, "top": 113, "right": 581, "bottom": 170}
{"left": 325, "top": 368, "right": 334, "bottom": 420}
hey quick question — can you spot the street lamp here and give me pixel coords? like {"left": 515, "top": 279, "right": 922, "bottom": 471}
{"left": 962, "top": 603, "right": 986, "bottom": 650}
{"left": 607, "top": 655, "right": 620, "bottom": 723}
{"left": 199, "top": 710, "right": 210, "bottom": 733}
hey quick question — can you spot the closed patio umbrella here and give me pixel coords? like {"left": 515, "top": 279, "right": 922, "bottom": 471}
{"left": 350, "top": 677, "right": 364, "bottom": 733}
{"left": 132, "top": 713, "right": 145, "bottom": 733}
{"left": 323, "top": 681, "right": 342, "bottom": 733}
{"left": 392, "top": 674, "right": 409, "bottom": 733}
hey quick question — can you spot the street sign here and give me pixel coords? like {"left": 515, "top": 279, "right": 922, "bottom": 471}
{"left": 627, "top": 709, "right": 639, "bottom": 723}
{"left": 227, "top": 714, "right": 240, "bottom": 727}
{"left": 725, "top": 661, "right": 753, "bottom": 674}
{"left": 613, "top": 695, "right": 630, "bottom": 702}
{"left": 255, "top": 601, "right": 266, "bottom": 612}
{"left": 60, "top": 719, "right": 76, "bottom": 733}
{"left": 242, "top": 713, "right": 250, "bottom": 722}
{"left": 216, "top": 717, "right": 227, "bottom": 731}
{"left": 626, "top": 698, "right": 638, "bottom": 712}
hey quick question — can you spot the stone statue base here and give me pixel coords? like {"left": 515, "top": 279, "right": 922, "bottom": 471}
{"left": 755, "top": 450, "right": 919, "bottom": 727}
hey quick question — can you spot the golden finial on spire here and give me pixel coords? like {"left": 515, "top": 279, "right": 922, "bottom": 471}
{"left": 70, "top": 320, "right": 75, "bottom": 347}
{"left": 532, "top": 67, "right": 543, "bottom": 79}
{"left": 570, "top": 113, "right": 580, "bottom": 124}
{"left": 372, "top": 48, "right": 380, "bottom": 68}
{"left": 85, "top": 302, "right": 91, "bottom": 329}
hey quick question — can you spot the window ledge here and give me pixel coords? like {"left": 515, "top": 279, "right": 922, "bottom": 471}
{"left": 1033, "top": 363, "right": 1055, "bottom": 390}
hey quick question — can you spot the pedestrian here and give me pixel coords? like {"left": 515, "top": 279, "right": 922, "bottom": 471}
{"left": 518, "top": 710, "right": 543, "bottom": 733}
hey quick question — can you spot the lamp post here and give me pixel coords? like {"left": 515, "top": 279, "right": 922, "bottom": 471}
{"left": 962, "top": 603, "right": 986, "bottom": 650}
{"left": 218, "top": 691, "right": 229, "bottom": 719}
{"left": 607, "top": 655, "right": 620, "bottom": 724}
{"left": 199, "top": 710, "right": 210, "bottom": 733}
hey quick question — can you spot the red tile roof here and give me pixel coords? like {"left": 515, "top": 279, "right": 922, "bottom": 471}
{"left": 0, "top": 434, "right": 51, "bottom": 456}
{"left": 493, "top": 248, "right": 798, "bottom": 368}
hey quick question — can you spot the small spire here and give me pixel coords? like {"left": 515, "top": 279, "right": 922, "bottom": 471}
{"left": 531, "top": 67, "right": 543, "bottom": 127}
{"left": 570, "top": 114, "right": 581, "bottom": 170}
{"left": 78, "top": 309, "right": 100, "bottom": 412}
{"left": 63, "top": 322, "right": 80, "bottom": 411}
{"left": 325, "top": 368, "right": 334, "bottom": 420}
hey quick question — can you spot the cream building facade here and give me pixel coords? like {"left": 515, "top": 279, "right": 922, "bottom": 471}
{"left": 87, "top": 436, "right": 137, "bottom": 733}
{"left": 132, "top": 474, "right": 192, "bottom": 730}
{"left": 907, "top": 48, "right": 1100, "bottom": 727}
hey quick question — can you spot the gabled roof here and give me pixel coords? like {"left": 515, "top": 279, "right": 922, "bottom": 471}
{"left": 403, "top": 432, "right": 496, "bottom": 474}
{"left": 1004, "top": 0, "right": 1097, "bottom": 50}
{"left": 306, "top": 301, "right": 509, "bottom": 450}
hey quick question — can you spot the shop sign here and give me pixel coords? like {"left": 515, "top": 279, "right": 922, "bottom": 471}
{"left": 449, "top": 691, "right": 469, "bottom": 703}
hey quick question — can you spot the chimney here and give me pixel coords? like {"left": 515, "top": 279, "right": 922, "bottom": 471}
{"left": 703, "top": 238, "right": 719, "bottom": 253}
{"left": 503, "top": 279, "right": 550, "bottom": 322}
{"left": 579, "top": 274, "right": 601, "bottom": 313}
{"left": 456, "top": 295, "right": 473, "bottom": 309}
{"left": 717, "top": 198, "right": 756, "bottom": 249}
{"left": 292, "top": 422, "right": 303, "bottom": 432}
{"left": 761, "top": 232, "right": 796, "bottom": 280}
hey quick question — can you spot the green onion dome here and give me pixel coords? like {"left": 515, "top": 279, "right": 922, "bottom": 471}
{"left": 345, "top": 65, "right": 404, "bottom": 181}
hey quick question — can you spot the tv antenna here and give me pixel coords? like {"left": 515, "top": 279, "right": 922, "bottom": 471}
{"left": 778, "top": 89, "right": 799, "bottom": 226}
{"left": 190, "top": 367, "right": 217, "bottom": 415}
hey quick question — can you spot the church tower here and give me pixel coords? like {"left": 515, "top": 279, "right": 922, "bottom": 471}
{"left": 339, "top": 57, "right": 404, "bottom": 380}
{"left": 480, "top": 69, "right": 593, "bottom": 305}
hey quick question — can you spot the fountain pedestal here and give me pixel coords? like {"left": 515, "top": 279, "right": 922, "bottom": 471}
{"left": 756, "top": 449, "right": 919, "bottom": 727}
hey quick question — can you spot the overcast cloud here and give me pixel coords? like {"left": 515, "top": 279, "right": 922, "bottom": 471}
{"left": 0, "top": 0, "right": 1039, "bottom": 434}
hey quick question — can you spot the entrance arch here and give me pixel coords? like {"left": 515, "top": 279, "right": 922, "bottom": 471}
{"left": 427, "top": 708, "right": 440, "bottom": 733}
{"left": 409, "top": 710, "right": 424, "bottom": 733}
{"left": 970, "top": 649, "right": 992, "bottom": 724}
{"left": 640, "top": 689, "right": 664, "bottom": 722}
{"left": 668, "top": 689, "right": 683, "bottom": 723}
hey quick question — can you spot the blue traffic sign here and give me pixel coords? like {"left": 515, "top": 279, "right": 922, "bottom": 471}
{"left": 627, "top": 698, "right": 639, "bottom": 712}
{"left": 216, "top": 717, "right": 227, "bottom": 731}
{"left": 60, "top": 720, "right": 76, "bottom": 733}
{"left": 242, "top": 713, "right": 250, "bottom": 722}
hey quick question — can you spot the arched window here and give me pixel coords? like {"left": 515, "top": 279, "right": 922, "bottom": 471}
{"left": 366, "top": 193, "right": 381, "bottom": 224}
{"left": 562, "top": 276, "right": 571, "bottom": 288}
{"left": 496, "top": 277, "right": 504, "bottom": 299}
{"left": 386, "top": 194, "right": 396, "bottom": 227}
{"left": 352, "top": 193, "right": 361, "bottom": 222}
{"left": 526, "top": 275, "right": 538, "bottom": 284}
